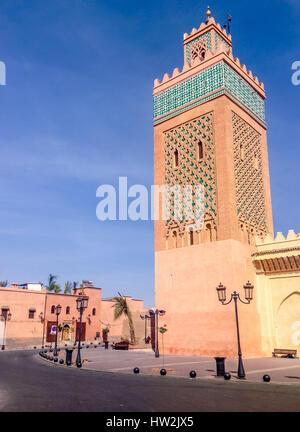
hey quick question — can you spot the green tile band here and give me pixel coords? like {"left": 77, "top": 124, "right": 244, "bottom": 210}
{"left": 153, "top": 61, "right": 265, "bottom": 126}
{"left": 215, "top": 32, "right": 231, "bottom": 51}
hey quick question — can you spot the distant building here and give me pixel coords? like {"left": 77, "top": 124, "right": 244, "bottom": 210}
{"left": 0, "top": 282, "right": 146, "bottom": 349}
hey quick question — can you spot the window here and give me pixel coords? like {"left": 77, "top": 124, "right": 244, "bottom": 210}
{"left": 66, "top": 306, "right": 70, "bottom": 315}
{"left": 174, "top": 150, "right": 179, "bottom": 168}
{"left": 201, "top": 50, "right": 205, "bottom": 61}
{"left": 189, "top": 230, "right": 194, "bottom": 246}
{"left": 198, "top": 141, "right": 203, "bottom": 160}
{"left": 173, "top": 231, "right": 177, "bottom": 248}
{"left": 206, "top": 224, "right": 212, "bottom": 242}
{"left": 28, "top": 309, "right": 36, "bottom": 319}
{"left": 92, "top": 308, "right": 96, "bottom": 316}
{"left": 51, "top": 305, "right": 55, "bottom": 314}
{"left": 1, "top": 308, "right": 8, "bottom": 319}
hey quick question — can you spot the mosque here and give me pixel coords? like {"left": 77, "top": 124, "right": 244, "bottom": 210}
{"left": 153, "top": 7, "right": 300, "bottom": 358}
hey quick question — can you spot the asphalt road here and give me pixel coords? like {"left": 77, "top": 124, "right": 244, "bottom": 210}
{"left": 0, "top": 350, "right": 300, "bottom": 412}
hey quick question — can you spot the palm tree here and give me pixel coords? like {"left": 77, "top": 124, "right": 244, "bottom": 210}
{"left": 46, "top": 274, "right": 61, "bottom": 293}
{"left": 64, "top": 281, "right": 72, "bottom": 295}
{"left": 112, "top": 293, "right": 136, "bottom": 344}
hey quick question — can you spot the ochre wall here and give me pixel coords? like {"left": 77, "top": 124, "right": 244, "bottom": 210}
{"left": 155, "top": 239, "right": 263, "bottom": 358}
{"left": 101, "top": 298, "right": 147, "bottom": 343}
{"left": 0, "top": 286, "right": 146, "bottom": 348}
{"left": 254, "top": 233, "right": 300, "bottom": 356}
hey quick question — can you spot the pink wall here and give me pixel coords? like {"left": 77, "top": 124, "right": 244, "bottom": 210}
{"left": 0, "top": 286, "right": 146, "bottom": 348}
{"left": 155, "top": 239, "right": 263, "bottom": 358}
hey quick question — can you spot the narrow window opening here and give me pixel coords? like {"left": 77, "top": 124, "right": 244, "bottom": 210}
{"left": 173, "top": 231, "right": 177, "bottom": 248}
{"left": 66, "top": 306, "right": 70, "bottom": 315}
{"left": 206, "top": 224, "right": 212, "bottom": 242}
{"left": 198, "top": 141, "right": 203, "bottom": 160}
{"left": 92, "top": 308, "right": 96, "bottom": 316}
{"left": 28, "top": 309, "right": 35, "bottom": 319}
{"left": 51, "top": 305, "right": 55, "bottom": 314}
{"left": 174, "top": 150, "right": 179, "bottom": 168}
{"left": 189, "top": 230, "right": 194, "bottom": 246}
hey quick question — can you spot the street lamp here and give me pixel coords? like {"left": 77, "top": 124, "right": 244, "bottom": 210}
{"left": 140, "top": 314, "right": 151, "bottom": 343}
{"left": 76, "top": 296, "right": 89, "bottom": 368}
{"left": 216, "top": 281, "right": 254, "bottom": 379}
{"left": 149, "top": 309, "right": 166, "bottom": 358}
{"left": 53, "top": 305, "right": 62, "bottom": 356}
{"left": 0, "top": 308, "right": 12, "bottom": 350}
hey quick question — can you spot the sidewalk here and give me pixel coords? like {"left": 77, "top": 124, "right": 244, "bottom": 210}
{"left": 53, "top": 346, "right": 300, "bottom": 385}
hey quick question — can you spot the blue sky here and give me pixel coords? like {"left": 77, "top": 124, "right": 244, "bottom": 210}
{"left": 0, "top": 0, "right": 299, "bottom": 308}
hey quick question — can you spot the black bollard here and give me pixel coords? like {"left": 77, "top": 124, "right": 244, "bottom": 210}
{"left": 190, "top": 370, "right": 197, "bottom": 378}
{"left": 105, "top": 341, "right": 109, "bottom": 350}
{"left": 65, "top": 348, "right": 74, "bottom": 366}
{"left": 215, "top": 357, "right": 226, "bottom": 377}
{"left": 224, "top": 373, "right": 231, "bottom": 381}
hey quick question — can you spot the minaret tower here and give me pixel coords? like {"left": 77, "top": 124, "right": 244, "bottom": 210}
{"left": 153, "top": 8, "right": 273, "bottom": 357}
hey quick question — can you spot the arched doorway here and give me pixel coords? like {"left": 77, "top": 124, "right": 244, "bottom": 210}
{"left": 62, "top": 324, "right": 71, "bottom": 341}
{"left": 276, "top": 292, "right": 300, "bottom": 351}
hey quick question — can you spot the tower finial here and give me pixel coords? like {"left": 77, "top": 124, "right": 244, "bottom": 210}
{"left": 206, "top": 5, "right": 212, "bottom": 20}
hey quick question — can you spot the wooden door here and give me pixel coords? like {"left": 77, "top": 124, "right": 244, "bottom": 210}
{"left": 76, "top": 322, "right": 86, "bottom": 341}
{"left": 46, "top": 321, "right": 57, "bottom": 343}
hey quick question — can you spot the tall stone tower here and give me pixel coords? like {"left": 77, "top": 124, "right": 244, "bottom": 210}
{"left": 153, "top": 8, "right": 273, "bottom": 357}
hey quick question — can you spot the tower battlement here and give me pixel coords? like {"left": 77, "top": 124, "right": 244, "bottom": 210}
{"left": 153, "top": 14, "right": 266, "bottom": 128}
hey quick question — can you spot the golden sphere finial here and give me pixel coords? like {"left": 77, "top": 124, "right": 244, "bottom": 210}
{"left": 206, "top": 5, "right": 212, "bottom": 19}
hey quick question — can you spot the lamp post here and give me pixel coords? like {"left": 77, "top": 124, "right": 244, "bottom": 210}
{"left": 76, "top": 296, "right": 88, "bottom": 368}
{"left": 216, "top": 281, "right": 254, "bottom": 379}
{"left": 140, "top": 314, "right": 151, "bottom": 343}
{"left": 1, "top": 308, "right": 12, "bottom": 350}
{"left": 149, "top": 309, "right": 166, "bottom": 358}
{"left": 53, "top": 305, "right": 62, "bottom": 356}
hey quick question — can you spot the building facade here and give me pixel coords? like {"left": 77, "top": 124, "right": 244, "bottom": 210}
{"left": 0, "top": 282, "right": 146, "bottom": 349}
{"left": 153, "top": 9, "right": 299, "bottom": 357}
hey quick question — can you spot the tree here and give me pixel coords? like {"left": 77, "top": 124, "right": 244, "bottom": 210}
{"left": 46, "top": 274, "right": 61, "bottom": 293}
{"left": 159, "top": 324, "right": 168, "bottom": 368}
{"left": 112, "top": 293, "right": 136, "bottom": 344}
{"left": 0, "top": 281, "right": 8, "bottom": 287}
{"left": 64, "top": 281, "right": 72, "bottom": 295}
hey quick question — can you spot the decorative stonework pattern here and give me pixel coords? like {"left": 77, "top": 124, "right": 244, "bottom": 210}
{"left": 154, "top": 62, "right": 224, "bottom": 119}
{"left": 232, "top": 112, "right": 267, "bottom": 234}
{"left": 153, "top": 61, "right": 265, "bottom": 125}
{"left": 215, "top": 32, "right": 231, "bottom": 51}
{"left": 164, "top": 113, "right": 217, "bottom": 237}
{"left": 185, "top": 32, "right": 212, "bottom": 63}
{"left": 153, "top": 89, "right": 265, "bottom": 128}
{"left": 190, "top": 38, "right": 207, "bottom": 65}
{"left": 224, "top": 63, "right": 265, "bottom": 121}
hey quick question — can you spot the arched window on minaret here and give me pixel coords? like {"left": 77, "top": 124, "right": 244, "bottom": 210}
{"left": 198, "top": 141, "right": 203, "bottom": 161}
{"left": 172, "top": 231, "right": 178, "bottom": 248}
{"left": 201, "top": 50, "right": 206, "bottom": 61}
{"left": 174, "top": 149, "right": 179, "bottom": 168}
{"left": 240, "top": 144, "right": 244, "bottom": 161}
{"left": 206, "top": 224, "right": 212, "bottom": 242}
{"left": 189, "top": 230, "right": 194, "bottom": 246}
